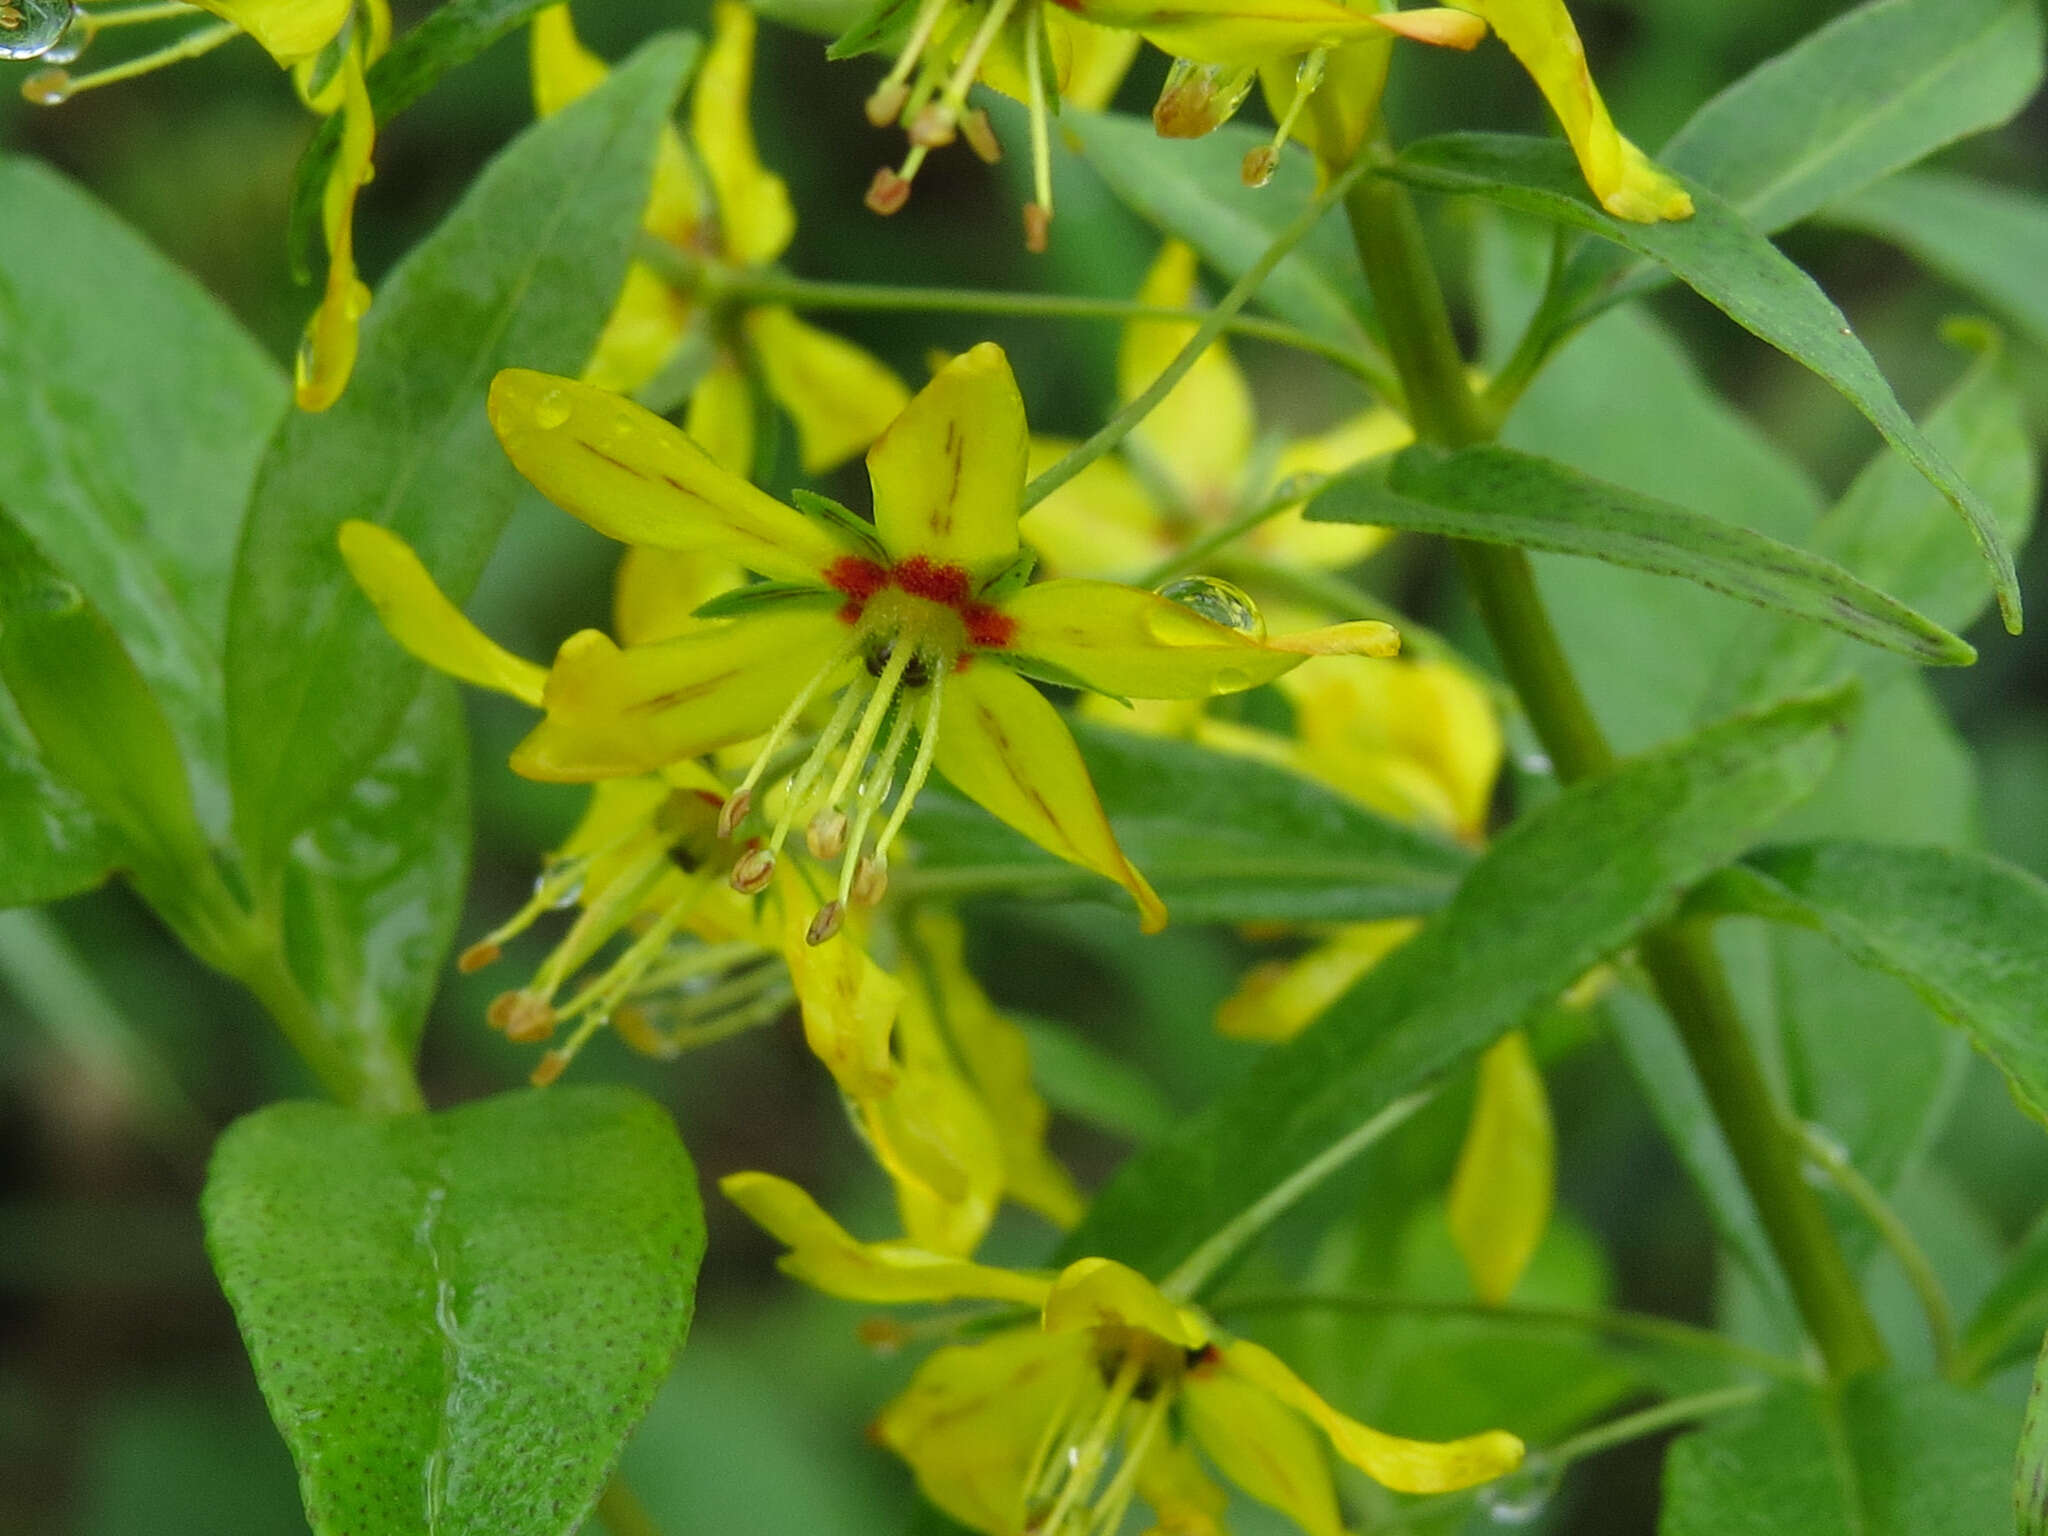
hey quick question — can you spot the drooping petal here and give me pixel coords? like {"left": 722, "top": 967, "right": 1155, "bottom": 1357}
{"left": 1220, "top": 1337, "right": 1524, "bottom": 1493}
{"left": 612, "top": 546, "right": 745, "bottom": 647}
{"left": 292, "top": 52, "right": 373, "bottom": 412}
{"left": 1448, "top": 1030, "right": 1554, "bottom": 1305}
{"left": 1448, "top": 0, "right": 1692, "bottom": 223}
{"left": 337, "top": 521, "right": 546, "bottom": 706}
{"left": 1253, "top": 405, "right": 1412, "bottom": 567}
{"left": 860, "top": 1048, "right": 1006, "bottom": 1257}
{"left": 719, "top": 1171, "right": 1053, "bottom": 1306}
{"left": 1071, "top": 0, "right": 1392, "bottom": 67}
{"left": 682, "top": 350, "right": 757, "bottom": 478}
{"left": 933, "top": 663, "right": 1165, "bottom": 933}
{"left": 1000, "top": 580, "right": 1393, "bottom": 701}
{"left": 198, "top": 0, "right": 350, "bottom": 65}
{"left": 1181, "top": 1365, "right": 1345, "bottom": 1536}
{"left": 1118, "top": 242, "right": 1255, "bottom": 511}
{"left": 748, "top": 305, "right": 913, "bottom": 475}
{"left": 867, "top": 342, "right": 1027, "bottom": 575}
{"left": 510, "top": 610, "right": 857, "bottom": 780}
{"left": 873, "top": 1329, "right": 1098, "bottom": 1536}
{"left": 1215, "top": 919, "right": 1419, "bottom": 1042}
{"left": 1042, "top": 1257, "right": 1208, "bottom": 1349}
{"left": 1021, "top": 438, "right": 1172, "bottom": 579}
{"left": 692, "top": 0, "right": 796, "bottom": 266}
{"left": 780, "top": 892, "right": 902, "bottom": 1099}
{"left": 489, "top": 369, "right": 856, "bottom": 581}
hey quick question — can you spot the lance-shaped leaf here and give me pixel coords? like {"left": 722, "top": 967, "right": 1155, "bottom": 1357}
{"left": 227, "top": 35, "right": 696, "bottom": 893}
{"left": 1310, "top": 444, "right": 1970, "bottom": 665}
{"left": 901, "top": 721, "right": 1473, "bottom": 925}
{"left": 203, "top": 1088, "right": 705, "bottom": 1536}
{"left": 1387, "top": 134, "right": 2022, "bottom": 633}
{"left": 1061, "top": 686, "right": 1856, "bottom": 1290}
{"left": 1693, "top": 842, "right": 2048, "bottom": 1132}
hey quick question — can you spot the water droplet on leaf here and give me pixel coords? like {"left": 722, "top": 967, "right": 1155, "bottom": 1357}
{"left": 533, "top": 389, "right": 571, "bottom": 430}
{"left": 1478, "top": 1457, "right": 1558, "bottom": 1526}
{"left": 1156, "top": 575, "right": 1266, "bottom": 640}
{"left": 0, "top": 0, "right": 77, "bottom": 61}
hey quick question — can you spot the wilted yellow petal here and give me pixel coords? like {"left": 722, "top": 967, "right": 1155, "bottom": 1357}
{"left": 682, "top": 351, "right": 757, "bottom": 478}
{"left": 749, "top": 306, "right": 912, "bottom": 475}
{"left": 719, "top": 1171, "right": 1053, "bottom": 1305}
{"left": 1043, "top": 1257, "right": 1209, "bottom": 1348}
{"left": 694, "top": 1, "right": 796, "bottom": 266}
{"left": 489, "top": 369, "right": 856, "bottom": 582}
{"left": 1215, "top": 919, "right": 1419, "bottom": 1042}
{"left": 1022, "top": 438, "right": 1172, "bottom": 579}
{"left": 1119, "top": 242, "right": 1255, "bottom": 512}
{"left": 867, "top": 342, "right": 1027, "bottom": 576}
{"left": 292, "top": 54, "right": 373, "bottom": 412}
{"left": 934, "top": 662, "right": 1166, "bottom": 933}
{"left": 612, "top": 546, "right": 745, "bottom": 647}
{"left": 1221, "top": 1337, "right": 1524, "bottom": 1492}
{"left": 1448, "top": 1030, "right": 1554, "bottom": 1304}
{"left": 338, "top": 521, "right": 546, "bottom": 706}
{"left": 1182, "top": 1364, "right": 1345, "bottom": 1536}
{"left": 781, "top": 891, "right": 903, "bottom": 1099}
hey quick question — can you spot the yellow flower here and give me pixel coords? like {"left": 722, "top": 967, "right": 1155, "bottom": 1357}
{"left": 533, "top": 1, "right": 909, "bottom": 475}
{"left": 13, "top": 0, "right": 387, "bottom": 410}
{"left": 487, "top": 342, "right": 1400, "bottom": 944}
{"left": 723, "top": 1172, "right": 1524, "bottom": 1534}
{"left": 1026, "top": 239, "right": 1409, "bottom": 583}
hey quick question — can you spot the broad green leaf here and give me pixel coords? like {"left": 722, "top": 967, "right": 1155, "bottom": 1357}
{"left": 0, "top": 695, "right": 112, "bottom": 907}
{"left": 279, "top": 676, "right": 469, "bottom": 1106}
{"left": 1388, "top": 135, "right": 2023, "bottom": 633}
{"left": 203, "top": 1088, "right": 704, "bottom": 1536}
{"left": 1661, "top": 1374, "right": 2019, "bottom": 1536}
{"left": 1960, "top": 1206, "right": 2048, "bottom": 1384}
{"left": 1063, "top": 108, "right": 1377, "bottom": 350}
{"left": 1826, "top": 172, "right": 2048, "bottom": 353}
{"left": 286, "top": 0, "right": 570, "bottom": 279}
{"left": 227, "top": 35, "right": 695, "bottom": 893}
{"left": 0, "top": 155, "right": 287, "bottom": 836}
{"left": 1703, "top": 343, "right": 2036, "bottom": 718}
{"left": 900, "top": 720, "right": 1474, "bottom": 925}
{"left": 1061, "top": 686, "right": 1856, "bottom": 1289}
{"left": 1016, "top": 1014, "right": 1175, "bottom": 1143}
{"left": 1697, "top": 842, "right": 2048, "bottom": 1131}
{"left": 1310, "top": 443, "right": 1970, "bottom": 665}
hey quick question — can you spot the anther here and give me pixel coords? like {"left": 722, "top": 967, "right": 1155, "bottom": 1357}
{"left": 806, "top": 900, "right": 846, "bottom": 946}
{"left": 865, "top": 79, "right": 909, "bottom": 126}
{"left": 961, "top": 107, "right": 1001, "bottom": 163}
{"left": 858, "top": 1317, "right": 909, "bottom": 1355}
{"left": 22, "top": 66, "right": 71, "bottom": 102}
{"left": 458, "top": 940, "right": 503, "bottom": 974}
{"left": 1241, "top": 145, "right": 1279, "bottom": 188}
{"left": 529, "top": 1049, "right": 571, "bottom": 1087}
{"left": 866, "top": 166, "right": 912, "bottom": 216}
{"left": 807, "top": 808, "right": 850, "bottom": 860}
{"left": 717, "top": 787, "right": 752, "bottom": 839}
{"left": 490, "top": 990, "right": 558, "bottom": 1043}
{"left": 1023, "top": 202, "right": 1050, "bottom": 254}
{"left": 730, "top": 847, "right": 777, "bottom": 895}
{"left": 909, "top": 102, "right": 956, "bottom": 148}
{"left": 851, "top": 854, "right": 889, "bottom": 907}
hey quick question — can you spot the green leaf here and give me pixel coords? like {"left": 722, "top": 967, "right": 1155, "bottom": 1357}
{"left": 203, "top": 1088, "right": 705, "bottom": 1536}
{"left": 1960, "top": 1205, "right": 2048, "bottom": 1383}
{"left": 789, "top": 488, "right": 886, "bottom": 561}
{"left": 1661, "top": 1374, "right": 2019, "bottom": 1536}
{"left": 0, "top": 155, "right": 287, "bottom": 836}
{"left": 1016, "top": 1014, "right": 1175, "bottom": 1143}
{"left": 1826, "top": 172, "right": 2048, "bottom": 353}
{"left": 279, "top": 676, "right": 469, "bottom": 1086}
{"left": 1310, "top": 443, "right": 1970, "bottom": 664}
{"left": 689, "top": 581, "right": 842, "bottom": 621}
{"left": 1063, "top": 108, "right": 1377, "bottom": 349}
{"left": 0, "top": 695, "right": 111, "bottom": 907}
{"left": 1696, "top": 842, "right": 2048, "bottom": 1131}
{"left": 1388, "top": 135, "right": 2024, "bottom": 633}
{"left": 2020, "top": 1336, "right": 2048, "bottom": 1536}
{"left": 826, "top": 0, "right": 918, "bottom": 58}
{"left": 1060, "top": 686, "right": 1856, "bottom": 1289}
{"left": 227, "top": 35, "right": 695, "bottom": 893}
{"left": 901, "top": 720, "right": 1474, "bottom": 924}
{"left": 286, "top": 0, "right": 574, "bottom": 279}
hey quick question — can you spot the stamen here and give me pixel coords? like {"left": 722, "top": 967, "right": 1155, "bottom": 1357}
{"left": 960, "top": 107, "right": 1001, "bottom": 163}
{"left": 525, "top": 842, "right": 672, "bottom": 1006}
{"left": 1084, "top": 1388, "right": 1172, "bottom": 1536}
{"left": 806, "top": 808, "right": 850, "bottom": 860}
{"left": 723, "top": 631, "right": 864, "bottom": 838}
{"left": 865, "top": 166, "right": 913, "bottom": 216}
{"left": 1243, "top": 47, "right": 1327, "bottom": 187}
{"left": 21, "top": 14, "right": 232, "bottom": 101}
{"left": 730, "top": 846, "right": 777, "bottom": 893}
{"left": 918, "top": 0, "right": 1021, "bottom": 163}
{"left": 868, "top": 0, "right": 951, "bottom": 111}
{"left": 806, "top": 900, "right": 845, "bottom": 946}
{"left": 1022, "top": 0, "right": 1052, "bottom": 252}
{"left": 1032, "top": 1352, "right": 1144, "bottom": 1536}
{"left": 832, "top": 664, "right": 922, "bottom": 912}
{"left": 456, "top": 851, "right": 596, "bottom": 974}
{"left": 871, "top": 661, "right": 947, "bottom": 865}
{"left": 821, "top": 640, "right": 915, "bottom": 812}
{"left": 753, "top": 678, "right": 873, "bottom": 883}
{"left": 851, "top": 855, "right": 888, "bottom": 907}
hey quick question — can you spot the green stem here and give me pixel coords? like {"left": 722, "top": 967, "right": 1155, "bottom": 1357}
{"left": 1547, "top": 1383, "right": 1767, "bottom": 1466}
{"left": 230, "top": 934, "right": 421, "bottom": 1113}
{"left": 1341, "top": 157, "right": 1886, "bottom": 1379}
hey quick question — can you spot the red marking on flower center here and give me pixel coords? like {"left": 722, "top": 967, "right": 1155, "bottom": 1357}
{"left": 824, "top": 553, "right": 1016, "bottom": 650}
{"left": 1187, "top": 1343, "right": 1223, "bottom": 1378}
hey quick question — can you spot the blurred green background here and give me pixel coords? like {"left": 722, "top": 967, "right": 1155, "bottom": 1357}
{"left": 2, "top": 0, "right": 2046, "bottom": 1531}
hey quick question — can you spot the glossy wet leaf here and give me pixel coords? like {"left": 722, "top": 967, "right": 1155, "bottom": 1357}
{"left": 203, "top": 1088, "right": 704, "bottom": 1536}
{"left": 1062, "top": 687, "right": 1855, "bottom": 1289}
{"left": 1310, "top": 443, "right": 1969, "bottom": 665}
{"left": 1390, "top": 135, "right": 2022, "bottom": 633}
{"left": 227, "top": 36, "right": 695, "bottom": 892}
{"left": 901, "top": 720, "right": 1473, "bottom": 924}
{"left": 0, "top": 697, "right": 110, "bottom": 908}
{"left": 1661, "top": 1374, "right": 2019, "bottom": 1536}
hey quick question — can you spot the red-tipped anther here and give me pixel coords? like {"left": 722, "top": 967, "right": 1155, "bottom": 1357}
{"left": 806, "top": 808, "right": 850, "bottom": 860}
{"left": 458, "top": 940, "right": 503, "bottom": 974}
{"left": 806, "top": 900, "right": 846, "bottom": 946}
{"left": 717, "top": 787, "right": 752, "bottom": 839}
{"left": 1241, "top": 145, "right": 1279, "bottom": 188}
{"left": 851, "top": 855, "right": 889, "bottom": 907}
{"left": 730, "top": 847, "right": 777, "bottom": 894}
{"left": 961, "top": 108, "right": 1002, "bottom": 164}
{"left": 865, "top": 80, "right": 909, "bottom": 126}
{"left": 865, "top": 167, "right": 913, "bottom": 216}
{"left": 1023, "top": 202, "right": 1051, "bottom": 254}
{"left": 530, "top": 1049, "right": 570, "bottom": 1087}
{"left": 909, "top": 103, "right": 957, "bottom": 148}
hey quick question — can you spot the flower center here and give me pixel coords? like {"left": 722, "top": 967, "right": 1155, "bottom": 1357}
{"left": 1021, "top": 1332, "right": 1196, "bottom": 1536}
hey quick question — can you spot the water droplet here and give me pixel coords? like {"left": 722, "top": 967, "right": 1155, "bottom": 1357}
{"left": 534, "top": 867, "right": 583, "bottom": 909}
{"left": 20, "top": 63, "right": 72, "bottom": 102}
{"left": 532, "top": 388, "right": 571, "bottom": 430}
{"left": 1478, "top": 1457, "right": 1558, "bottom": 1526}
{"left": 0, "top": 0, "right": 77, "bottom": 60}
{"left": 1156, "top": 575, "right": 1266, "bottom": 640}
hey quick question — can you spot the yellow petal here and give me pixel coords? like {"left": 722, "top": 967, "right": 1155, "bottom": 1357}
{"left": 612, "top": 546, "right": 745, "bottom": 647}
{"left": 1215, "top": 919, "right": 1419, "bottom": 1043}
{"left": 934, "top": 662, "right": 1165, "bottom": 933}
{"left": 1258, "top": 37, "right": 1389, "bottom": 169}
{"left": 906, "top": 909, "right": 1085, "bottom": 1229}
{"left": 1181, "top": 1365, "right": 1345, "bottom": 1536}
{"left": 860, "top": 1052, "right": 1005, "bottom": 1257}
{"left": 529, "top": 3, "right": 606, "bottom": 112}
{"left": 1253, "top": 405, "right": 1413, "bottom": 567}
{"left": 198, "top": 0, "right": 349, "bottom": 65}
{"left": 1448, "top": 1030, "right": 1554, "bottom": 1305}
{"left": 1054, "top": 11, "right": 1143, "bottom": 111}
{"left": 488, "top": 369, "right": 856, "bottom": 582}
{"left": 867, "top": 342, "right": 1026, "bottom": 576}
{"left": 510, "top": 610, "right": 857, "bottom": 780}
{"left": 337, "top": 521, "right": 547, "bottom": 706}
{"left": 1077, "top": 0, "right": 1391, "bottom": 67}
{"left": 719, "top": 1171, "right": 1053, "bottom": 1305}
{"left": 873, "top": 1329, "right": 1097, "bottom": 1535}
{"left": 694, "top": 1, "right": 796, "bottom": 266}
{"left": 581, "top": 263, "right": 698, "bottom": 396}
{"left": 1133, "top": 1436, "right": 1230, "bottom": 1536}
{"left": 780, "top": 891, "right": 902, "bottom": 1099}
{"left": 1220, "top": 1337, "right": 1524, "bottom": 1493}
{"left": 682, "top": 351, "right": 757, "bottom": 478}
{"left": 1375, "top": 5, "right": 1487, "bottom": 47}
{"left": 1118, "top": 242, "right": 1255, "bottom": 510}
{"left": 293, "top": 54, "right": 373, "bottom": 412}
{"left": 1043, "top": 1257, "right": 1209, "bottom": 1349}
{"left": 748, "top": 306, "right": 912, "bottom": 476}
{"left": 1021, "top": 438, "right": 1172, "bottom": 579}
{"left": 1449, "top": 0, "right": 1692, "bottom": 223}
